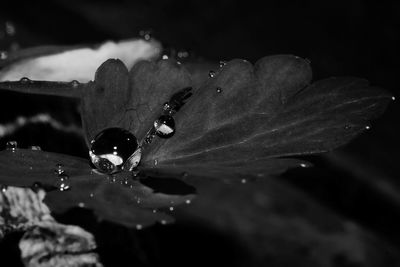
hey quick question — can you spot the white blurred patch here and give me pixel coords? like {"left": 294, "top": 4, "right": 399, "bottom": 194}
{"left": 0, "top": 39, "right": 161, "bottom": 82}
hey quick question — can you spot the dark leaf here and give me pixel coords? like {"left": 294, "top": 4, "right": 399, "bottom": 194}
{"left": 141, "top": 56, "right": 392, "bottom": 169}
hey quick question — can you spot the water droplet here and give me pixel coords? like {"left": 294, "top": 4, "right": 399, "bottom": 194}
{"left": 169, "top": 206, "right": 174, "bottom": 211}
{"left": 139, "top": 29, "right": 152, "bottom": 41}
{"left": 241, "top": 179, "right": 247, "bottom": 184}
{"left": 154, "top": 159, "right": 158, "bottom": 166}
{"left": 0, "top": 51, "right": 8, "bottom": 60}
{"left": 344, "top": 125, "right": 351, "bottom": 130}
{"left": 32, "top": 182, "right": 43, "bottom": 192}
{"left": 78, "top": 202, "right": 85, "bottom": 208}
{"left": 89, "top": 193, "right": 94, "bottom": 198}
{"left": 160, "top": 220, "right": 167, "bottom": 225}
{"left": 54, "top": 163, "right": 65, "bottom": 175}
{"left": 1, "top": 184, "right": 7, "bottom": 193}
{"left": 136, "top": 224, "right": 143, "bottom": 230}
{"left": 219, "top": 61, "right": 227, "bottom": 68}
{"left": 70, "top": 80, "right": 80, "bottom": 88}
{"left": 208, "top": 70, "right": 216, "bottom": 78}
{"left": 5, "top": 21, "right": 16, "bottom": 36}
{"left": 154, "top": 115, "right": 175, "bottom": 138}
{"left": 162, "top": 55, "right": 169, "bottom": 60}
{"left": 392, "top": 96, "right": 396, "bottom": 101}
{"left": 6, "top": 141, "right": 17, "bottom": 151}
{"left": 55, "top": 178, "right": 70, "bottom": 191}
{"left": 216, "top": 87, "right": 222, "bottom": 93}
{"left": 20, "top": 77, "right": 30, "bottom": 83}
{"left": 182, "top": 172, "right": 188, "bottom": 178}
{"left": 365, "top": 125, "right": 371, "bottom": 130}
{"left": 58, "top": 172, "right": 69, "bottom": 181}
{"left": 152, "top": 209, "right": 157, "bottom": 213}
{"left": 300, "top": 163, "right": 308, "bottom": 168}
{"left": 177, "top": 51, "right": 189, "bottom": 58}
{"left": 89, "top": 128, "right": 139, "bottom": 174}
{"left": 29, "top": 145, "right": 41, "bottom": 150}
{"left": 185, "top": 199, "right": 191, "bottom": 204}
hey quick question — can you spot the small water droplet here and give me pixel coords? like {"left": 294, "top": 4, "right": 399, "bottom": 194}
{"left": 29, "top": 145, "right": 41, "bottom": 150}
{"left": 169, "top": 206, "right": 174, "bottom": 211}
{"left": 216, "top": 87, "right": 222, "bottom": 93}
{"left": 182, "top": 172, "right": 188, "bottom": 178}
{"left": 154, "top": 115, "right": 175, "bottom": 138}
{"left": 1, "top": 184, "right": 7, "bottom": 193}
{"left": 6, "top": 141, "right": 17, "bottom": 151}
{"left": 136, "top": 198, "right": 142, "bottom": 204}
{"left": 160, "top": 220, "right": 167, "bottom": 225}
{"left": 20, "top": 77, "right": 30, "bottom": 83}
{"left": 154, "top": 159, "right": 158, "bottom": 166}
{"left": 392, "top": 96, "right": 396, "bottom": 101}
{"left": 0, "top": 51, "right": 8, "bottom": 60}
{"left": 139, "top": 29, "right": 152, "bottom": 41}
{"left": 219, "top": 61, "right": 227, "bottom": 68}
{"left": 185, "top": 199, "right": 191, "bottom": 204}
{"left": 89, "top": 193, "right": 94, "bottom": 198}
{"left": 136, "top": 224, "right": 143, "bottom": 230}
{"left": 70, "top": 80, "right": 80, "bottom": 88}
{"left": 241, "top": 179, "right": 247, "bottom": 184}
{"left": 78, "top": 202, "right": 85, "bottom": 208}
{"left": 300, "top": 163, "right": 308, "bottom": 168}
{"left": 177, "top": 51, "right": 189, "bottom": 58}
{"left": 54, "top": 163, "right": 65, "bottom": 175}
{"left": 55, "top": 179, "right": 70, "bottom": 192}
{"left": 344, "top": 125, "right": 351, "bottom": 130}
{"left": 208, "top": 70, "right": 216, "bottom": 78}
{"left": 162, "top": 55, "right": 169, "bottom": 60}
{"left": 58, "top": 172, "right": 69, "bottom": 182}
{"left": 152, "top": 209, "right": 157, "bottom": 213}
{"left": 32, "top": 182, "right": 43, "bottom": 192}
{"left": 365, "top": 125, "right": 371, "bottom": 130}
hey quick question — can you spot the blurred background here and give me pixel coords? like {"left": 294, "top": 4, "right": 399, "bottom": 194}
{"left": 0, "top": 0, "right": 399, "bottom": 266}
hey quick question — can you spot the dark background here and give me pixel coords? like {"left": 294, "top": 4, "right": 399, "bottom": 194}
{"left": 0, "top": 0, "right": 399, "bottom": 265}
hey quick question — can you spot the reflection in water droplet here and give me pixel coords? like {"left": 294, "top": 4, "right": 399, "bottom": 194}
{"left": 216, "top": 87, "right": 222, "bottom": 93}
{"left": 71, "top": 80, "right": 80, "bottom": 88}
{"left": 154, "top": 115, "right": 175, "bottom": 138}
{"left": 29, "top": 145, "right": 41, "bottom": 150}
{"left": 219, "top": 61, "right": 227, "bottom": 68}
{"left": 20, "top": 77, "right": 30, "bottom": 83}
{"left": 208, "top": 70, "right": 216, "bottom": 78}
{"left": 89, "top": 128, "right": 139, "bottom": 174}
{"left": 6, "top": 141, "right": 17, "bottom": 151}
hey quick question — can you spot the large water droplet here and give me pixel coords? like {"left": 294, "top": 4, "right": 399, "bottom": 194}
{"left": 208, "top": 70, "right": 216, "bottom": 78}
{"left": 89, "top": 128, "right": 139, "bottom": 174}
{"left": 6, "top": 141, "right": 17, "bottom": 151}
{"left": 154, "top": 115, "right": 175, "bottom": 138}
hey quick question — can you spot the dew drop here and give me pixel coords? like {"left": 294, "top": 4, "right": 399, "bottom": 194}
{"left": 20, "top": 77, "right": 30, "bottom": 83}
{"left": 0, "top": 51, "right": 8, "bottom": 60}
{"left": 29, "top": 145, "right": 41, "bottom": 150}
{"left": 70, "top": 80, "right": 80, "bottom": 88}
{"left": 208, "top": 70, "right": 216, "bottom": 78}
{"left": 55, "top": 178, "right": 70, "bottom": 192}
{"left": 216, "top": 87, "right": 222, "bottom": 93}
{"left": 219, "top": 61, "right": 227, "bottom": 68}
{"left": 6, "top": 141, "right": 17, "bottom": 151}
{"left": 89, "top": 128, "right": 139, "bottom": 174}
{"left": 154, "top": 115, "right": 175, "bottom": 138}
{"left": 1, "top": 184, "right": 7, "bottom": 193}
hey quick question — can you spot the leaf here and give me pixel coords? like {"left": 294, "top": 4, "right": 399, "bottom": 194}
{"left": 0, "top": 39, "right": 161, "bottom": 82}
{"left": 141, "top": 55, "right": 392, "bottom": 169}
{"left": 80, "top": 58, "right": 192, "bottom": 142}
{"left": 0, "top": 149, "right": 194, "bottom": 228}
